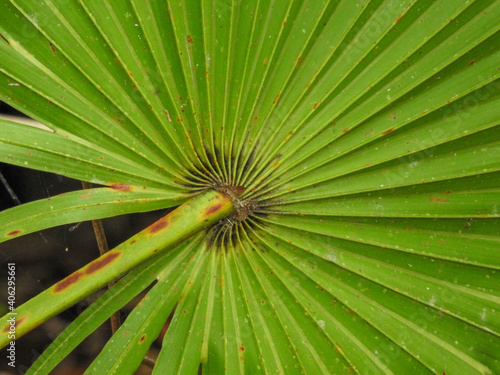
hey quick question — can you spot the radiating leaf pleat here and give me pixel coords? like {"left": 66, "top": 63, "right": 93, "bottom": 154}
{"left": 27, "top": 237, "right": 197, "bottom": 375}
{"left": 255, "top": 226, "right": 499, "bottom": 375}
{"left": 153, "top": 246, "right": 210, "bottom": 374}
{"left": 0, "top": 119, "right": 180, "bottom": 188}
{"left": 1, "top": 0, "right": 499, "bottom": 374}
{"left": 262, "top": 223, "right": 500, "bottom": 333}
{"left": 86, "top": 237, "right": 202, "bottom": 374}
{"left": 0, "top": 4, "right": 175, "bottom": 174}
{"left": 264, "top": 214, "right": 500, "bottom": 269}
{"left": 233, "top": 241, "right": 305, "bottom": 375}
{"left": 0, "top": 187, "right": 185, "bottom": 243}
{"left": 253, "top": 229, "right": 426, "bottom": 374}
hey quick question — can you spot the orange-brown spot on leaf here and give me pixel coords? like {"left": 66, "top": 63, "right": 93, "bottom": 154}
{"left": 7, "top": 229, "right": 22, "bottom": 237}
{"left": 342, "top": 128, "right": 350, "bottom": 134}
{"left": 388, "top": 113, "right": 397, "bottom": 120}
{"left": 50, "top": 43, "right": 56, "bottom": 55}
{"left": 273, "top": 93, "right": 281, "bottom": 104}
{"left": 283, "top": 131, "right": 294, "bottom": 142}
{"left": 205, "top": 203, "right": 223, "bottom": 215}
{"left": 382, "top": 127, "right": 396, "bottom": 135}
{"left": 110, "top": 183, "right": 132, "bottom": 191}
{"left": 139, "top": 334, "right": 147, "bottom": 343}
{"left": 313, "top": 102, "right": 321, "bottom": 110}
{"left": 53, "top": 271, "right": 83, "bottom": 293}
{"left": 444, "top": 190, "right": 452, "bottom": 194}
{"left": 79, "top": 193, "right": 93, "bottom": 199}
{"left": 130, "top": 239, "right": 137, "bottom": 245}
{"left": 112, "top": 115, "right": 122, "bottom": 123}
{"left": 149, "top": 217, "right": 169, "bottom": 234}
{"left": 26, "top": 151, "right": 33, "bottom": 156}
{"left": 240, "top": 344, "right": 245, "bottom": 352}
{"left": 364, "top": 128, "right": 374, "bottom": 135}
{"left": 468, "top": 59, "right": 477, "bottom": 66}
{"left": 187, "top": 35, "right": 193, "bottom": 44}
{"left": 430, "top": 197, "right": 449, "bottom": 203}
{"left": 2, "top": 316, "right": 26, "bottom": 333}
{"left": 85, "top": 252, "right": 121, "bottom": 275}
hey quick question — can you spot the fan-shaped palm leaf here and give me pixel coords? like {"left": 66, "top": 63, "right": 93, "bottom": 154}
{"left": 0, "top": 1, "right": 499, "bottom": 374}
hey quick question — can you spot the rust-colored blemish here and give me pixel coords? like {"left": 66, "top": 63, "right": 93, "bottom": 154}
{"left": 443, "top": 190, "right": 452, "bottom": 194}
{"left": 205, "top": 203, "right": 223, "bottom": 215}
{"left": 239, "top": 344, "right": 245, "bottom": 352}
{"left": 313, "top": 102, "right": 321, "bottom": 110}
{"left": 110, "top": 183, "right": 132, "bottom": 191}
{"left": 395, "top": 13, "right": 404, "bottom": 24}
{"left": 79, "top": 193, "right": 93, "bottom": 199}
{"left": 273, "top": 93, "right": 281, "bottom": 104}
{"left": 7, "top": 229, "right": 22, "bottom": 237}
{"left": 2, "top": 317, "right": 26, "bottom": 333}
{"left": 430, "top": 197, "right": 449, "bottom": 203}
{"left": 139, "top": 334, "right": 147, "bottom": 343}
{"left": 342, "top": 128, "right": 350, "bottom": 134}
{"left": 148, "top": 217, "right": 169, "bottom": 234}
{"left": 85, "top": 252, "right": 121, "bottom": 275}
{"left": 382, "top": 127, "right": 396, "bottom": 135}
{"left": 53, "top": 271, "right": 84, "bottom": 293}
{"left": 112, "top": 115, "right": 122, "bottom": 123}
{"left": 130, "top": 239, "right": 137, "bottom": 245}
{"left": 282, "top": 18, "right": 287, "bottom": 27}
{"left": 187, "top": 35, "right": 193, "bottom": 44}
{"left": 49, "top": 43, "right": 56, "bottom": 55}
{"left": 283, "top": 131, "right": 294, "bottom": 142}
{"left": 468, "top": 59, "right": 477, "bottom": 66}
{"left": 388, "top": 113, "right": 397, "bottom": 120}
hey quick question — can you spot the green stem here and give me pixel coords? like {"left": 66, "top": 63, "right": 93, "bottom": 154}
{"left": 0, "top": 189, "right": 234, "bottom": 347}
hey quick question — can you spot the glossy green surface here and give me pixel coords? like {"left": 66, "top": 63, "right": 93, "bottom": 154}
{"left": 0, "top": 1, "right": 499, "bottom": 374}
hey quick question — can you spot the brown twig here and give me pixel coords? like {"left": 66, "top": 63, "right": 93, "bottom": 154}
{"left": 81, "top": 181, "right": 122, "bottom": 333}
{"left": 142, "top": 355, "right": 156, "bottom": 369}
